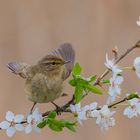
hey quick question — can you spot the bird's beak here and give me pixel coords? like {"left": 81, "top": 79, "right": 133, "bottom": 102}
{"left": 64, "top": 60, "right": 70, "bottom": 64}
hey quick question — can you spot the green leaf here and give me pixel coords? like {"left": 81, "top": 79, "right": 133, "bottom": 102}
{"left": 85, "top": 84, "right": 102, "bottom": 94}
{"left": 59, "top": 120, "right": 76, "bottom": 126}
{"left": 117, "top": 73, "right": 122, "bottom": 76}
{"left": 89, "top": 75, "right": 97, "bottom": 82}
{"left": 102, "top": 79, "right": 110, "bottom": 84}
{"left": 77, "top": 78, "right": 89, "bottom": 85}
{"left": 37, "top": 120, "right": 47, "bottom": 128}
{"left": 127, "top": 92, "right": 139, "bottom": 100}
{"left": 58, "top": 120, "right": 76, "bottom": 132}
{"left": 48, "top": 111, "right": 57, "bottom": 119}
{"left": 72, "top": 63, "right": 82, "bottom": 76}
{"left": 48, "top": 120, "right": 63, "bottom": 132}
{"left": 38, "top": 116, "right": 77, "bottom": 132}
{"left": 65, "top": 125, "right": 76, "bottom": 132}
{"left": 74, "top": 85, "right": 84, "bottom": 103}
{"left": 69, "top": 79, "right": 77, "bottom": 86}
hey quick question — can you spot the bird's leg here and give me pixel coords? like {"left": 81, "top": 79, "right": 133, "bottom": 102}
{"left": 30, "top": 102, "right": 37, "bottom": 114}
{"left": 51, "top": 101, "right": 62, "bottom": 115}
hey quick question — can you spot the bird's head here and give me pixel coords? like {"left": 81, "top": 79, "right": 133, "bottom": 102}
{"left": 38, "top": 55, "right": 69, "bottom": 73}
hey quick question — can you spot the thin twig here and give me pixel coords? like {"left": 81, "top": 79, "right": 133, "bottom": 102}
{"left": 108, "top": 97, "right": 128, "bottom": 108}
{"left": 112, "top": 46, "right": 119, "bottom": 60}
{"left": 94, "top": 40, "right": 140, "bottom": 85}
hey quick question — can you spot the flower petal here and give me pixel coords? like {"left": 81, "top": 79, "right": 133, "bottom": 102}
{"left": 14, "top": 114, "right": 24, "bottom": 123}
{"left": 91, "top": 110, "right": 99, "bottom": 117}
{"left": 31, "top": 108, "right": 42, "bottom": 122}
{"left": 136, "top": 71, "right": 140, "bottom": 79}
{"left": 77, "top": 118, "right": 83, "bottom": 125}
{"left": 78, "top": 111, "right": 87, "bottom": 121}
{"left": 83, "top": 105, "right": 90, "bottom": 111}
{"left": 32, "top": 108, "right": 40, "bottom": 116}
{"left": 15, "top": 124, "right": 24, "bottom": 131}
{"left": 90, "top": 102, "right": 97, "bottom": 110}
{"left": 75, "top": 103, "right": 81, "bottom": 112}
{"left": 115, "top": 76, "right": 123, "bottom": 84}
{"left": 6, "top": 127, "right": 16, "bottom": 137}
{"left": 70, "top": 104, "right": 75, "bottom": 112}
{"left": 25, "top": 124, "right": 32, "bottom": 134}
{"left": 27, "top": 115, "right": 33, "bottom": 123}
{"left": 136, "top": 20, "right": 140, "bottom": 26}
{"left": 33, "top": 125, "right": 41, "bottom": 133}
{"left": 0, "top": 121, "right": 10, "bottom": 129}
{"left": 6, "top": 111, "right": 14, "bottom": 122}
{"left": 96, "top": 116, "right": 101, "bottom": 124}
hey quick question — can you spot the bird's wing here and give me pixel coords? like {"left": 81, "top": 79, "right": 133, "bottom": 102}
{"left": 54, "top": 43, "right": 75, "bottom": 79}
{"left": 7, "top": 62, "right": 28, "bottom": 78}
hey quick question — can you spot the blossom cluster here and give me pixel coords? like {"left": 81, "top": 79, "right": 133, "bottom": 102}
{"left": 0, "top": 108, "right": 42, "bottom": 137}
{"left": 70, "top": 102, "right": 116, "bottom": 130}
{"left": 124, "top": 97, "right": 140, "bottom": 118}
{"left": 70, "top": 95, "right": 140, "bottom": 131}
{"left": 105, "top": 54, "right": 124, "bottom": 103}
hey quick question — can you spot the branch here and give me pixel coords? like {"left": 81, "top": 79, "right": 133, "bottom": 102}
{"left": 42, "top": 95, "right": 75, "bottom": 117}
{"left": 108, "top": 97, "right": 128, "bottom": 108}
{"left": 94, "top": 40, "right": 140, "bottom": 85}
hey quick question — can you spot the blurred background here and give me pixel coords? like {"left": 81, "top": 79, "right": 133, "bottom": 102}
{"left": 0, "top": 0, "right": 140, "bottom": 139}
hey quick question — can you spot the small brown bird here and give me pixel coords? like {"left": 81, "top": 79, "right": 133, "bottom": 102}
{"left": 7, "top": 43, "right": 75, "bottom": 111}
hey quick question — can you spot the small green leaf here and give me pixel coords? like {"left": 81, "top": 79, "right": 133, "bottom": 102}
{"left": 72, "top": 63, "right": 82, "bottom": 76}
{"left": 74, "top": 86, "right": 84, "bottom": 103}
{"left": 65, "top": 125, "right": 76, "bottom": 132}
{"left": 48, "top": 111, "right": 57, "bottom": 119}
{"left": 127, "top": 92, "right": 139, "bottom": 100}
{"left": 37, "top": 120, "right": 47, "bottom": 128}
{"left": 102, "top": 79, "right": 110, "bottom": 84}
{"left": 48, "top": 120, "right": 63, "bottom": 132}
{"left": 85, "top": 84, "right": 102, "bottom": 94}
{"left": 58, "top": 120, "right": 76, "bottom": 132}
{"left": 77, "top": 78, "right": 89, "bottom": 85}
{"left": 117, "top": 73, "right": 122, "bottom": 76}
{"left": 69, "top": 79, "right": 77, "bottom": 86}
{"left": 89, "top": 75, "right": 97, "bottom": 82}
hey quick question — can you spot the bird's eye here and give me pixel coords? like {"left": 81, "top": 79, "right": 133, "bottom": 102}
{"left": 52, "top": 62, "right": 56, "bottom": 65}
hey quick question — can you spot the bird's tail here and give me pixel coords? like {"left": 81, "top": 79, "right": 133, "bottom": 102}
{"left": 7, "top": 62, "right": 28, "bottom": 78}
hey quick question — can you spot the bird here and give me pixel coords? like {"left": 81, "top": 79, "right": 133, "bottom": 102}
{"left": 7, "top": 43, "right": 75, "bottom": 112}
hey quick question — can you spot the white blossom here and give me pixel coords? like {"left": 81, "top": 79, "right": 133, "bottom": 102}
{"left": 25, "top": 108, "right": 43, "bottom": 134}
{"left": 70, "top": 103, "right": 81, "bottom": 113}
{"left": 133, "top": 57, "right": 140, "bottom": 79}
{"left": 70, "top": 103, "right": 85, "bottom": 124}
{"left": 91, "top": 105, "right": 115, "bottom": 130}
{"left": 82, "top": 102, "right": 97, "bottom": 118}
{"left": 70, "top": 102, "right": 97, "bottom": 125}
{"left": 136, "top": 16, "right": 140, "bottom": 26}
{"left": 0, "top": 111, "right": 24, "bottom": 137}
{"left": 107, "top": 75, "right": 124, "bottom": 103}
{"left": 105, "top": 54, "right": 122, "bottom": 76}
{"left": 124, "top": 98, "right": 140, "bottom": 118}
